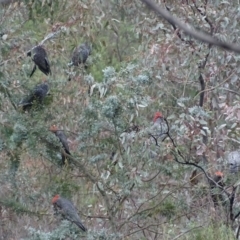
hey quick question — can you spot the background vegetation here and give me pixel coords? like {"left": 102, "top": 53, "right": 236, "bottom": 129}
{"left": 0, "top": 0, "right": 240, "bottom": 239}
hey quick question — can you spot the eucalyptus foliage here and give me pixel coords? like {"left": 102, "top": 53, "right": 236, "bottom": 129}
{"left": 1, "top": 0, "right": 240, "bottom": 239}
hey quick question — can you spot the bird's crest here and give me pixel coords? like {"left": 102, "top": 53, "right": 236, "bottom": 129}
{"left": 153, "top": 111, "right": 163, "bottom": 122}
{"left": 52, "top": 194, "right": 60, "bottom": 204}
{"left": 214, "top": 171, "right": 224, "bottom": 177}
{"left": 50, "top": 125, "right": 58, "bottom": 133}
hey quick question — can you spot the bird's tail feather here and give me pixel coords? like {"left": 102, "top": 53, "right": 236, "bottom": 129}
{"left": 73, "top": 221, "right": 87, "bottom": 231}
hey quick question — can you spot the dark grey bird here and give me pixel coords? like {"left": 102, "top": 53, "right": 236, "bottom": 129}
{"left": 209, "top": 171, "right": 225, "bottom": 207}
{"left": 49, "top": 125, "right": 71, "bottom": 166}
{"left": 69, "top": 43, "right": 91, "bottom": 67}
{"left": 52, "top": 194, "right": 87, "bottom": 231}
{"left": 27, "top": 45, "right": 51, "bottom": 77}
{"left": 19, "top": 81, "right": 49, "bottom": 111}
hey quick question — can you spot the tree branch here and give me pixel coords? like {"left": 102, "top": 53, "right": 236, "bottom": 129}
{"left": 141, "top": 0, "right": 240, "bottom": 53}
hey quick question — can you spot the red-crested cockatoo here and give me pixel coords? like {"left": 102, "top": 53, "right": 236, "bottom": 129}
{"left": 150, "top": 111, "right": 168, "bottom": 142}
{"left": 52, "top": 194, "right": 87, "bottom": 231}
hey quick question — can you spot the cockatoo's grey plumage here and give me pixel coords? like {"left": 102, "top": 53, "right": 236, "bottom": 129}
{"left": 52, "top": 195, "right": 87, "bottom": 231}
{"left": 50, "top": 125, "right": 71, "bottom": 166}
{"left": 19, "top": 82, "right": 49, "bottom": 110}
{"left": 69, "top": 43, "right": 91, "bottom": 67}
{"left": 27, "top": 45, "right": 51, "bottom": 77}
{"left": 226, "top": 150, "right": 240, "bottom": 173}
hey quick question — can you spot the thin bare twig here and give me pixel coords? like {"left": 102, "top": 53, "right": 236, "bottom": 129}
{"left": 172, "top": 225, "right": 203, "bottom": 240}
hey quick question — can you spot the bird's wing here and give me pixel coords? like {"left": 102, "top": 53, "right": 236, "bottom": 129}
{"left": 44, "top": 57, "right": 51, "bottom": 75}
{"left": 56, "top": 131, "right": 71, "bottom": 155}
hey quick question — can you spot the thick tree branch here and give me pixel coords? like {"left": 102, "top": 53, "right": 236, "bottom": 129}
{"left": 141, "top": 0, "right": 240, "bottom": 53}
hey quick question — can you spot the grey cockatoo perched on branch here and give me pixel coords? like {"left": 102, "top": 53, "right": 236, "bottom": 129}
{"left": 52, "top": 194, "right": 87, "bottom": 231}
{"left": 19, "top": 81, "right": 49, "bottom": 111}
{"left": 151, "top": 112, "right": 168, "bottom": 138}
{"left": 49, "top": 125, "right": 71, "bottom": 166}
{"left": 226, "top": 150, "right": 240, "bottom": 173}
{"left": 68, "top": 43, "right": 91, "bottom": 67}
{"left": 120, "top": 112, "right": 168, "bottom": 145}
{"left": 27, "top": 45, "right": 51, "bottom": 77}
{"left": 119, "top": 112, "right": 168, "bottom": 157}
